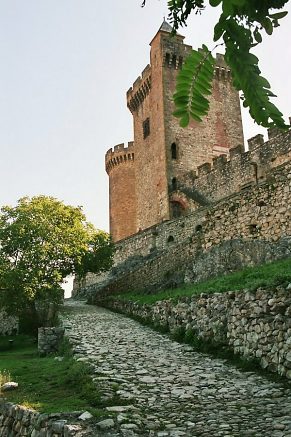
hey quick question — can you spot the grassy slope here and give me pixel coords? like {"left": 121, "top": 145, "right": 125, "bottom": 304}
{"left": 0, "top": 335, "right": 101, "bottom": 414}
{"left": 117, "top": 258, "right": 291, "bottom": 305}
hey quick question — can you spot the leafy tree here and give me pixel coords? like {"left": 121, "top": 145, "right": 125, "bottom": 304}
{"left": 143, "top": 0, "right": 289, "bottom": 129}
{"left": 0, "top": 196, "right": 113, "bottom": 329}
{"left": 75, "top": 229, "right": 113, "bottom": 279}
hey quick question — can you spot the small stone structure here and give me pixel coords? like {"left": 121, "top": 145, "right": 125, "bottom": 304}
{"left": 0, "top": 400, "right": 89, "bottom": 436}
{"left": 0, "top": 309, "right": 18, "bottom": 336}
{"left": 38, "top": 327, "right": 65, "bottom": 356}
{"left": 101, "top": 285, "right": 291, "bottom": 379}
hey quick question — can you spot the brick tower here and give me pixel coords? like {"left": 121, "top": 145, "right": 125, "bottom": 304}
{"left": 106, "top": 21, "right": 244, "bottom": 242}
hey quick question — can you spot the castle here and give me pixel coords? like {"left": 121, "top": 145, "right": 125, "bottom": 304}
{"left": 105, "top": 21, "right": 244, "bottom": 242}
{"left": 73, "top": 22, "right": 291, "bottom": 298}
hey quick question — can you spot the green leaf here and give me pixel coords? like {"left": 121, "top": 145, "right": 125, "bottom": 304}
{"left": 180, "top": 113, "right": 190, "bottom": 127}
{"left": 173, "top": 108, "right": 186, "bottom": 117}
{"left": 190, "top": 111, "right": 203, "bottom": 122}
{"left": 195, "top": 82, "right": 212, "bottom": 95}
{"left": 261, "top": 17, "right": 273, "bottom": 35}
{"left": 173, "top": 46, "right": 214, "bottom": 126}
{"left": 258, "top": 76, "right": 271, "bottom": 89}
{"left": 209, "top": 0, "right": 222, "bottom": 6}
{"left": 269, "top": 11, "right": 288, "bottom": 19}
{"left": 225, "top": 32, "right": 289, "bottom": 129}
{"left": 254, "top": 29, "right": 262, "bottom": 43}
{"left": 214, "top": 19, "right": 226, "bottom": 41}
{"left": 222, "top": 1, "right": 234, "bottom": 17}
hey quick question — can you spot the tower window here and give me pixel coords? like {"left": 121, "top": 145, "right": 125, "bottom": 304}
{"left": 171, "top": 143, "right": 177, "bottom": 159}
{"left": 143, "top": 118, "right": 150, "bottom": 139}
{"left": 178, "top": 56, "right": 183, "bottom": 69}
{"left": 172, "top": 55, "right": 177, "bottom": 69}
{"left": 172, "top": 177, "right": 177, "bottom": 190}
{"left": 165, "top": 53, "right": 170, "bottom": 66}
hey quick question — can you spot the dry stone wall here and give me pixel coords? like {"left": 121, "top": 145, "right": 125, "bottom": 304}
{"left": 101, "top": 285, "right": 291, "bottom": 379}
{"left": 38, "top": 327, "right": 65, "bottom": 356}
{"left": 0, "top": 400, "right": 89, "bottom": 436}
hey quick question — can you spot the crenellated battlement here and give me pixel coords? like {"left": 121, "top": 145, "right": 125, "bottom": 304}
{"left": 193, "top": 127, "right": 291, "bottom": 202}
{"left": 105, "top": 141, "right": 135, "bottom": 174}
{"left": 127, "top": 65, "right": 152, "bottom": 113}
{"left": 213, "top": 53, "right": 232, "bottom": 81}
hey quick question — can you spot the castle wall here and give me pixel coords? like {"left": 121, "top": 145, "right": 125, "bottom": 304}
{"left": 190, "top": 129, "right": 291, "bottom": 204}
{"left": 128, "top": 34, "right": 171, "bottom": 232}
{"left": 81, "top": 154, "right": 291, "bottom": 298}
{"left": 108, "top": 25, "right": 245, "bottom": 240}
{"left": 106, "top": 130, "right": 291, "bottom": 268}
{"left": 105, "top": 142, "right": 136, "bottom": 241}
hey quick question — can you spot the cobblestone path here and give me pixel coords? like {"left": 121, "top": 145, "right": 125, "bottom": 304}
{"left": 63, "top": 300, "right": 291, "bottom": 437}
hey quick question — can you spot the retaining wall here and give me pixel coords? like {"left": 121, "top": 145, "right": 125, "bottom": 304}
{"left": 0, "top": 400, "right": 88, "bottom": 436}
{"left": 100, "top": 285, "right": 291, "bottom": 379}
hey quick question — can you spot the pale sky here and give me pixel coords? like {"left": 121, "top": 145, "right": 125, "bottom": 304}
{"left": 0, "top": 0, "right": 290, "bottom": 234}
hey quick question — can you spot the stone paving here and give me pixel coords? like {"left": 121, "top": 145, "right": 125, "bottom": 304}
{"left": 62, "top": 300, "right": 291, "bottom": 437}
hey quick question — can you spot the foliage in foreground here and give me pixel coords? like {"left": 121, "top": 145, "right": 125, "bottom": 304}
{"left": 0, "top": 335, "right": 101, "bottom": 414}
{"left": 143, "top": 0, "right": 289, "bottom": 129}
{"left": 117, "top": 257, "right": 291, "bottom": 305}
{"left": 0, "top": 196, "right": 113, "bottom": 328}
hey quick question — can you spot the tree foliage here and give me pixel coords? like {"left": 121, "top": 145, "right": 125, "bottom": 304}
{"left": 0, "top": 196, "right": 113, "bottom": 317}
{"left": 143, "top": 0, "right": 290, "bottom": 129}
{"left": 75, "top": 229, "right": 113, "bottom": 279}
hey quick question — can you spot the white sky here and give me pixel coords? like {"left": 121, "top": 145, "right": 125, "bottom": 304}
{"left": 0, "top": 1, "right": 290, "bottom": 294}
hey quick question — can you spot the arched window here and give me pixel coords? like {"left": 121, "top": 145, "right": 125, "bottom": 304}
{"left": 171, "top": 201, "right": 183, "bottom": 218}
{"left": 171, "top": 143, "right": 177, "bottom": 160}
{"left": 167, "top": 235, "right": 174, "bottom": 243}
{"left": 165, "top": 53, "right": 170, "bottom": 66}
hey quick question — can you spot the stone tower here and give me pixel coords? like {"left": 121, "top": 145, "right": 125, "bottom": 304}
{"left": 105, "top": 21, "right": 244, "bottom": 242}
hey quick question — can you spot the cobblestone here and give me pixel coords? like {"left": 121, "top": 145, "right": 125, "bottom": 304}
{"left": 63, "top": 300, "right": 291, "bottom": 436}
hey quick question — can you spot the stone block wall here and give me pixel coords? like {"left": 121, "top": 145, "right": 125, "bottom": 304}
{"left": 0, "top": 400, "right": 88, "bottom": 436}
{"left": 188, "top": 129, "right": 291, "bottom": 205}
{"left": 77, "top": 156, "right": 291, "bottom": 299}
{"left": 0, "top": 309, "right": 18, "bottom": 336}
{"left": 38, "top": 327, "right": 65, "bottom": 356}
{"left": 101, "top": 285, "right": 291, "bottom": 379}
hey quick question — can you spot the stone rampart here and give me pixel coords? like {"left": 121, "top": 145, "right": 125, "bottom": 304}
{"left": 78, "top": 156, "right": 291, "bottom": 299}
{"left": 189, "top": 129, "right": 291, "bottom": 204}
{"left": 101, "top": 285, "right": 291, "bottom": 379}
{"left": 105, "top": 129, "right": 291, "bottom": 266}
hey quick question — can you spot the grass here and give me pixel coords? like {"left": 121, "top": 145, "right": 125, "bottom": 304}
{"left": 116, "top": 257, "right": 291, "bottom": 305}
{"left": 0, "top": 335, "right": 104, "bottom": 415}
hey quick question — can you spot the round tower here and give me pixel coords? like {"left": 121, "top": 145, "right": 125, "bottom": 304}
{"left": 105, "top": 142, "right": 136, "bottom": 242}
